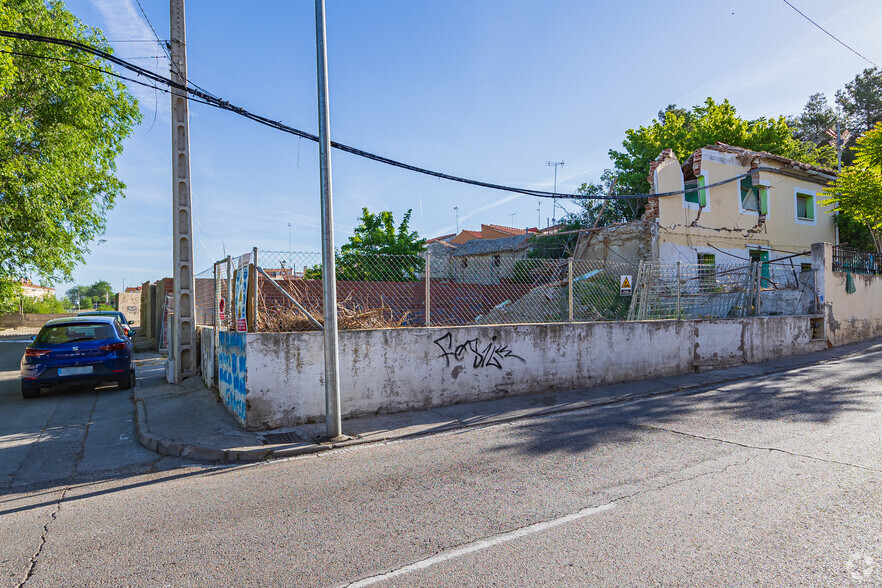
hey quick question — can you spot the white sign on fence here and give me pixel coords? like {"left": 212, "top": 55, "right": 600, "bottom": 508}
{"left": 620, "top": 275, "right": 633, "bottom": 296}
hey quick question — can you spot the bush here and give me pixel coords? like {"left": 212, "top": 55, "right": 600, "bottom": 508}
{"left": 22, "top": 297, "right": 65, "bottom": 314}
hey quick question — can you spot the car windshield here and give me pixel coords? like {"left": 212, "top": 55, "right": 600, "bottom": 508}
{"left": 80, "top": 311, "right": 127, "bottom": 324}
{"left": 35, "top": 323, "right": 117, "bottom": 345}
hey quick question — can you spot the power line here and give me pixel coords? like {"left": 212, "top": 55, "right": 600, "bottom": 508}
{"left": 780, "top": 0, "right": 879, "bottom": 68}
{"left": 0, "top": 49, "right": 169, "bottom": 94}
{"left": 135, "top": 0, "right": 169, "bottom": 58}
{"left": 0, "top": 29, "right": 814, "bottom": 203}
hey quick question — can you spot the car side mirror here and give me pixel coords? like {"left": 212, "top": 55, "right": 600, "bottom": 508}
{"left": 30, "top": 335, "right": 36, "bottom": 341}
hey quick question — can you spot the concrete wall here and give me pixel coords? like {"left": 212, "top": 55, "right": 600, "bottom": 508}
{"left": 233, "top": 316, "right": 824, "bottom": 429}
{"left": 198, "top": 326, "right": 216, "bottom": 389}
{"left": 815, "top": 242, "right": 882, "bottom": 345}
{"left": 0, "top": 312, "right": 78, "bottom": 328}
{"left": 218, "top": 330, "right": 247, "bottom": 425}
{"left": 115, "top": 292, "right": 141, "bottom": 326}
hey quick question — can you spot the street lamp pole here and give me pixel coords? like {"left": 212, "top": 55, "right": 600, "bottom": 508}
{"left": 314, "top": 0, "right": 343, "bottom": 440}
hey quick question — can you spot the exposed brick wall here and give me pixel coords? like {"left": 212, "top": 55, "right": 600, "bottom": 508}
{"left": 257, "top": 279, "right": 534, "bottom": 328}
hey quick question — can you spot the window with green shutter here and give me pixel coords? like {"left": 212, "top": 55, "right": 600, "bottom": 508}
{"left": 796, "top": 193, "right": 814, "bottom": 220}
{"left": 684, "top": 176, "right": 706, "bottom": 207}
{"left": 740, "top": 176, "right": 768, "bottom": 214}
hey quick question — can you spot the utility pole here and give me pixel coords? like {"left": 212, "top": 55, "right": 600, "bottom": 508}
{"left": 836, "top": 120, "right": 842, "bottom": 172}
{"left": 315, "top": 0, "right": 343, "bottom": 441}
{"left": 546, "top": 160, "right": 564, "bottom": 224}
{"left": 169, "top": 0, "right": 196, "bottom": 382}
{"left": 454, "top": 206, "right": 459, "bottom": 234}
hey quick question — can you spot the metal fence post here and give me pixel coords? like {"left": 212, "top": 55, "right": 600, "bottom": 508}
{"left": 213, "top": 260, "right": 220, "bottom": 361}
{"left": 676, "top": 261, "right": 681, "bottom": 319}
{"left": 226, "top": 256, "right": 233, "bottom": 331}
{"left": 567, "top": 258, "right": 574, "bottom": 322}
{"left": 425, "top": 252, "right": 431, "bottom": 326}
{"left": 251, "top": 247, "right": 259, "bottom": 332}
{"left": 755, "top": 262, "right": 762, "bottom": 316}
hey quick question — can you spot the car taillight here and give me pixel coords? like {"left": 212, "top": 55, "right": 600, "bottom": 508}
{"left": 99, "top": 342, "right": 127, "bottom": 352}
{"left": 25, "top": 348, "right": 50, "bottom": 357}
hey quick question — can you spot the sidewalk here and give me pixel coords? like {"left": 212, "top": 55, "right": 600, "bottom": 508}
{"left": 133, "top": 336, "right": 882, "bottom": 463}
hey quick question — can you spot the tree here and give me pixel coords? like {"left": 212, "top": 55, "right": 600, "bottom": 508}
{"left": 820, "top": 122, "right": 882, "bottom": 254}
{"left": 22, "top": 296, "right": 64, "bottom": 313}
{"left": 788, "top": 93, "right": 838, "bottom": 147}
{"left": 305, "top": 209, "right": 426, "bottom": 281}
{"left": 836, "top": 68, "right": 882, "bottom": 137}
{"left": 63, "top": 280, "right": 114, "bottom": 308}
{"left": 0, "top": 280, "right": 21, "bottom": 315}
{"left": 0, "top": 1, "right": 141, "bottom": 306}
{"left": 608, "top": 98, "right": 833, "bottom": 198}
{"left": 528, "top": 170, "right": 630, "bottom": 259}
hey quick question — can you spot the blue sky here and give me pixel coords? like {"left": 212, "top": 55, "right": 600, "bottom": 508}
{"left": 51, "top": 0, "right": 882, "bottom": 294}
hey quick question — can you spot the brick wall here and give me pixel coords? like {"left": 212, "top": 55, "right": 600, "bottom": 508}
{"left": 257, "top": 278, "right": 533, "bottom": 328}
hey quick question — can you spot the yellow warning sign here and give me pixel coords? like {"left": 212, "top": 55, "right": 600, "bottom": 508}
{"left": 620, "top": 274, "right": 633, "bottom": 296}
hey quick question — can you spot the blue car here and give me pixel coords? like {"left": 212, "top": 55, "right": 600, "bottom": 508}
{"left": 20, "top": 316, "right": 135, "bottom": 399}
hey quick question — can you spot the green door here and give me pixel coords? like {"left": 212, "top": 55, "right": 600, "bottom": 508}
{"left": 749, "top": 250, "right": 771, "bottom": 287}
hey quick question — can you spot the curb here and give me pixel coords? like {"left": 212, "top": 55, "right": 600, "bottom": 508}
{"left": 132, "top": 339, "right": 882, "bottom": 464}
{"left": 133, "top": 393, "right": 333, "bottom": 462}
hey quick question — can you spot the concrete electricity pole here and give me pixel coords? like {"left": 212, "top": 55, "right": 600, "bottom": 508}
{"left": 169, "top": 0, "right": 196, "bottom": 382}
{"left": 315, "top": 0, "right": 344, "bottom": 440}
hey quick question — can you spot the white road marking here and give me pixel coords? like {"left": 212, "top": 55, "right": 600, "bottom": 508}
{"left": 346, "top": 502, "right": 615, "bottom": 587}
{"left": 0, "top": 340, "right": 33, "bottom": 343}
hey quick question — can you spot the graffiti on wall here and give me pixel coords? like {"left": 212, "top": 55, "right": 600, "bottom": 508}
{"left": 218, "top": 330, "right": 247, "bottom": 423}
{"left": 433, "top": 332, "right": 525, "bottom": 370}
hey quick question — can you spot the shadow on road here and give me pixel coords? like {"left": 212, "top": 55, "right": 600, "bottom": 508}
{"left": 494, "top": 340, "right": 881, "bottom": 457}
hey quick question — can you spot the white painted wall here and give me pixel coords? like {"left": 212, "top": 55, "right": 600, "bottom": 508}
{"left": 239, "top": 317, "right": 824, "bottom": 429}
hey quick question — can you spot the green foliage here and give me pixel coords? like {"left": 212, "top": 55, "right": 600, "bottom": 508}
{"left": 575, "top": 277, "right": 630, "bottom": 320}
{"left": 835, "top": 212, "right": 877, "bottom": 253}
{"left": 836, "top": 68, "right": 882, "bottom": 137}
{"left": 788, "top": 93, "right": 838, "bottom": 147}
{"left": 64, "top": 280, "right": 115, "bottom": 308}
{"left": 0, "top": 279, "right": 22, "bottom": 315}
{"left": 307, "top": 209, "right": 426, "bottom": 282}
{"left": 22, "top": 296, "right": 64, "bottom": 313}
{"left": 528, "top": 171, "right": 636, "bottom": 260}
{"left": 820, "top": 123, "right": 882, "bottom": 253}
{"left": 340, "top": 208, "right": 425, "bottom": 257}
{"left": 0, "top": 1, "right": 141, "bottom": 287}
{"left": 608, "top": 98, "right": 833, "bottom": 197}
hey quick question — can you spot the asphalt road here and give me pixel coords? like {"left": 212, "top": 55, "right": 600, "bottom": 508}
{"left": 1, "top": 338, "right": 881, "bottom": 587}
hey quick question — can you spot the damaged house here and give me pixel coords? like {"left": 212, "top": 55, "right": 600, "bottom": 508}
{"left": 574, "top": 143, "right": 838, "bottom": 272}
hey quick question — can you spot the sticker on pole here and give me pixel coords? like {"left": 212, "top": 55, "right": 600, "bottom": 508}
{"left": 218, "top": 298, "right": 226, "bottom": 321}
{"left": 620, "top": 275, "right": 633, "bottom": 296}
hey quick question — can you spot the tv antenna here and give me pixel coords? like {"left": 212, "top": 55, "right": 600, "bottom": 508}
{"left": 545, "top": 160, "right": 564, "bottom": 224}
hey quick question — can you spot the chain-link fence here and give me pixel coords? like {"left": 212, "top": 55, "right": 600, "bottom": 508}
{"left": 628, "top": 261, "right": 816, "bottom": 320}
{"left": 193, "top": 249, "right": 819, "bottom": 331}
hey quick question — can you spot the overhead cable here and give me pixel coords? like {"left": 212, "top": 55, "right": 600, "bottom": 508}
{"left": 0, "top": 29, "right": 817, "bottom": 202}
{"left": 780, "top": 0, "right": 879, "bottom": 68}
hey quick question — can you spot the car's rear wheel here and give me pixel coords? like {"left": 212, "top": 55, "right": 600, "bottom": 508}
{"left": 118, "top": 370, "right": 135, "bottom": 390}
{"left": 21, "top": 382, "right": 39, "bottom": 399}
